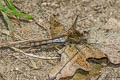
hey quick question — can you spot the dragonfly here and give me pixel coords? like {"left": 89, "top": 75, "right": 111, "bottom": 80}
{"left": 0, "top": 15, "right": 87, "bottom": 48}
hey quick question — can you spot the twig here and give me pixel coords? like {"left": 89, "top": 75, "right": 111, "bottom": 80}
{"left": 11, "top": 47, "right": 60, "bottom": 60}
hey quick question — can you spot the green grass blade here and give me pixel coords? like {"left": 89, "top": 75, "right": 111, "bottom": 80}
{"left": 4, "top": 0, "right": 19, "bottom": 19}
{"left": 1, "top": 11, "right": 14, "bottom": 32}
{"left": 4, "top": 0, "right": 16, "bottom": 11}
{"left": 0, "top": 7, "right": 32, "bottom": 19}
{"left": 0, "top": 1, "right": 4, "bottom": 8}
{"left": 0, "top": 1, "right": 32, "bottom": 19}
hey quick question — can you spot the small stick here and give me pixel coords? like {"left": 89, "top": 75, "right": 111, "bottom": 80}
{"left": 11, "top": 47, "right": 60, "bottom": 60}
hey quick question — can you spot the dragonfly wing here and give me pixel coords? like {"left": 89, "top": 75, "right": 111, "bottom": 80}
{"left": 50, "top": 15, "right": 66, "bottom": 38}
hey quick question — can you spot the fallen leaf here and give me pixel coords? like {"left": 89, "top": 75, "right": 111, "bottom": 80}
{"left": 88, "top": 18, "right": 120, "bottom": 64}
{"left": 94, "top": 44, "right": 120, "bottom": 64}
{"left": 49, "top": 44, "right": 106, "bottom": 79}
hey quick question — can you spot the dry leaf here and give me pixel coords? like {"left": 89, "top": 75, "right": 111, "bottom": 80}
{"left": 88, "top": 18, "right": 120, "bottom": 64}
{"left": 49, "top": 44, "right": 106, "bottom": 79}
{"left": 94, "top": 44, "right": 120, "bottom": 64}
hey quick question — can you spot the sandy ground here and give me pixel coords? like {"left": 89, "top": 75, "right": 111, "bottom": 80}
{"left": 0, "top": 0, "right": 120, "bottom": 80}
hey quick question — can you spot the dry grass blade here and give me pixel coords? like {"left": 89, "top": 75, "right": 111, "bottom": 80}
{"left": 11, "top": 47, "right": 60, "bottom": 60}
{"left": 1, "top": 11, "right": 14, "bottom": 38}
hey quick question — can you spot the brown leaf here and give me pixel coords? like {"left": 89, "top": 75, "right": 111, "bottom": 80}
{"left": 94, "top": 44, "right": 120, "bottom": 64}
{"left": 88, "top": 18, "right": 120, "bottom": 64}
{"left": 49, "top": 44, "right": 106, "bottom": 79}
